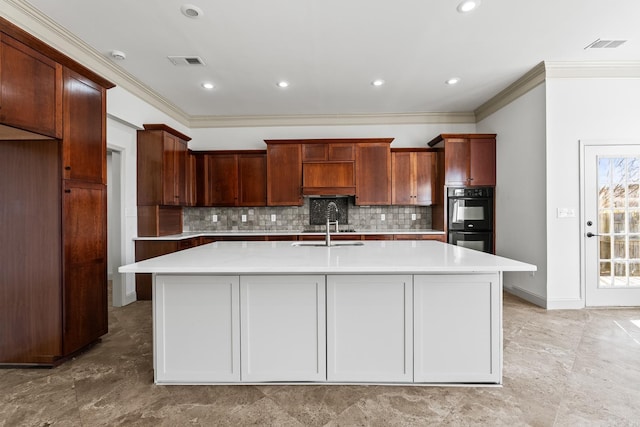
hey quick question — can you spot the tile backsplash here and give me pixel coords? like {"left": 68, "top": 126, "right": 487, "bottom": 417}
{"left": 183, "top": 197, "right": 432, "bottom": 232}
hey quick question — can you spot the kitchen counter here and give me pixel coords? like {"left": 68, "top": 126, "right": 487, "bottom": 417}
{"left": 119, "top": 240, "right": 535, "bottom": 386}
{"left": 132, "top": 229, "right": 445, "bottom": 241}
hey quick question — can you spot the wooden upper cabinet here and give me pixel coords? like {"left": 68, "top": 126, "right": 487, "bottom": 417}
{"left": 392, "top": 150, "right": 436, "bottom": 206}
{"left": 266, "top": 142, "right": 302, "bottom": 206}
{"left": 62, "top": 68, "right": 106, "bottom": 184}
{"left": 196, "top": 152, "right": 266, "bottom": 207}
{"left": 185, "top": 152, "right": 197, "bottom": 207}
{"left": 301, "top": 142, "right": 356, "bottom": 195}
{"left": 355, "top": 140, "right": 392, "bottom": 205}
{"left": 137, "top": 124, "right": 191, "bottom": 206}
{"left": 238, "top": 153, "right": 267, "bottom": 206}
{"left": 0, "top": 33, "right": 62, "bottom": 139}
{"left": 428, "top": 134, "right": 496, "bottom": 187}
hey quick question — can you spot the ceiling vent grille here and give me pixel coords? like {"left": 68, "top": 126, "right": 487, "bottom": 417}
{"left": 584, "top": 39, "right": 627, "bottom": 49}
{"left": 167, "top": 56, "right": 206, "bottom": 66}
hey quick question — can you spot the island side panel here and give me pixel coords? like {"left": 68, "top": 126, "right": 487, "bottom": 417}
{"left": 240, "top": 275, "right": 326, "bottom": 382}
{"left": 413, "top": 273, "right": 501, "bottom": 383}
{"left": 326, "top": 275, "right": 413, "bottom": 383}
{"left": 154, "top": 275, "right": 240, "bottom": 383}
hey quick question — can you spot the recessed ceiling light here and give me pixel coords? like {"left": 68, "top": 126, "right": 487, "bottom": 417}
{"left": 181, "top": 4, "right": 203, "bottom": 18}
{"left": 277, "top": 81, "right": 289, "bottom": 88}
{"left": 371, "top": 79, "right": 385, "bottom": 87}
{"left": 445, "top": 77, "right": 461, "bottom": 85}
{"left": 457, "top": 0, "right": 481, "bottom": 13}
{"left": 202, "top": 82, "right": 214, "bottom": 90}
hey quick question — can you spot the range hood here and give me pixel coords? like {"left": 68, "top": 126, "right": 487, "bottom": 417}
{"left": 302, "top": 161, "right": 356, "bottom": 196}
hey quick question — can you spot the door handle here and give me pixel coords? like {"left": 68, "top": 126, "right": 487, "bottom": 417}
{"left": 586, "top": 232, "right": 601, "bottom": 238}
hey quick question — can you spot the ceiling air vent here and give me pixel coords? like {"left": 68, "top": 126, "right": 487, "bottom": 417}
{"left": 167, "top": 56, "right": 206, "bottom": 66}
{"left": 584, "top": 39, "right": 627, "bottom": 49}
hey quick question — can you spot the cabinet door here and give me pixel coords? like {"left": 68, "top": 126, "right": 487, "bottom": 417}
{"left": 469, "top": 138, "right": 496, "bottom": 186}
{"left": 391, "top": 152, "right": 413, "bottom": 205}
{"left": 267, "top": 144, "right": 302, "bottom": 206}
{"left": 0, "top": 34, "right": 62, "bottom": 138}
{"left": 155, "top": 275, "right": 241, "bottom": 383}
{"left": 62, "top": 68, "right": 106, "bottom": 184}
{"left": 414, "top": 274, "right": 501, "bottom": 383}
{"left": 175, "top": 138, "right": 188, "bottom": 205}
{"left": 327, "top": 275, "right": 413, "bottom": 382}
{"left": 62, "top": 181, "right": 107, "bottom": 355}
{"left": 208, "top": 154, "right": 239, "bottom": 206}
{"left": 415, "top": 152, "right": 435, "bottom": 205}
{"left": 444, "top": 138, "right": 470, "bottom": 186}
{"left": 161, "top": 133, "right": 181, "bottom": 205}
{"left": 356, "top": 143, "right": 391, "bottom": 205}
{"left": 240, "top": 275, "right": 326, "bottom": 382}
{"left": 238, "top": 153, "right": 267, "bottom": 206}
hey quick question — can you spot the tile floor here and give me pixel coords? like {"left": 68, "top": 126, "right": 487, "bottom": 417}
{"left": 1, "top": 291, "right": 639, "bottom": 426}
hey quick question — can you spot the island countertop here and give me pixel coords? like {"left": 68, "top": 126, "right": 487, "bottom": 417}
{"left": 119, "top": 240, "right": 536, "bottom": 275}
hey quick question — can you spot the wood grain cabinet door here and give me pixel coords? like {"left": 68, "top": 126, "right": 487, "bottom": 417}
{"left": 392, "top": 152, "right": 414, "bottom": 205}
{"left": 415, "top": 152, "right": 435, "bottom": 205}
{"left": 62, "top": 181, "right": 107, "bottom": 355}
{"left": 356, "top": 142, "right": 391, "bottom": 205}
{"left": 444, "top": 138, "right": 470, "bottom": 186}
{"left": 469, "top": 137, "right": 496, "bottom": 186}
{"left": 0, "top": 34, "right": 62, "bottom": 139}
{"left": 266, "top": 143, "right": 302, "bottom": 206}
{"left": 62, "top": 68, "right": 106, "bottom": 183}
{"left": 238, "top": 153, "right": 267, "bottom": 206}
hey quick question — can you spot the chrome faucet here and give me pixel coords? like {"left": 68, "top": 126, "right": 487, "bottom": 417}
{"left": 325, "top": 201, "right": 339, "bottom": 246}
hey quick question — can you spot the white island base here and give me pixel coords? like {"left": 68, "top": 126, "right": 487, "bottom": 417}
{"left": 120, "top": 241, "right": 535, "bottom": 386}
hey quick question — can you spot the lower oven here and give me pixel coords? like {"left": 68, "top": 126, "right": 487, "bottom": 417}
{"left": 448, "top": 230, "right": 493, "bottom": 253}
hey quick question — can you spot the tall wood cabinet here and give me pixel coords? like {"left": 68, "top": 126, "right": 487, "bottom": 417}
{"left": 0, "top": 17, "right": 113, "bottom": 366}
{"left": 136, "top": 124, "right": 192, "bottom": 236}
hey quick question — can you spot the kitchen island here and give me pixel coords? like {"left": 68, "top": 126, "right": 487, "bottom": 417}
{"left": 119, "top": 240, "right": 535, "bottom": 385}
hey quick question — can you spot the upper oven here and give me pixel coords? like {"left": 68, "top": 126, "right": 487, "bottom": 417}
{"left": 447, "top": 187, "right": 494, "bottom": 231}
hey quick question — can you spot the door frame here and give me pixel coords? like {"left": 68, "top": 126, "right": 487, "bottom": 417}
{"left": 579, "top": 139, "right": 640, "bottom": 306}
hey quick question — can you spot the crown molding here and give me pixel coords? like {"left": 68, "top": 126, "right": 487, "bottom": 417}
{"left": 544, "top": 61, "right": 640, "bottom": 78}
{"left": 474, "top": 62, "right": 546, "bottom": 122}
{"left": 188, "top": 112, "right": 476, "bottom": 128}
{"left": 1, "top": 0, "right": 190, "bottom": 126}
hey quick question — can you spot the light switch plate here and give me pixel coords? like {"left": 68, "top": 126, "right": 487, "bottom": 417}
{"left": 557, "top": 208, "right": 576, "bottom": 218}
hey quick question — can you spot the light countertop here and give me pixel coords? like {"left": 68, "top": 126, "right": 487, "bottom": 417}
{"left": 133, "top": 229, "right": 445, "bottom": 241}
{"left": 119, "top": 240, "right": 536, "bottom": 274}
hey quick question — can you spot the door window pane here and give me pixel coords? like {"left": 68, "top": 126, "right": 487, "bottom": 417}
{"left": 597, "top": 155, "right": 640, "bottom": 289}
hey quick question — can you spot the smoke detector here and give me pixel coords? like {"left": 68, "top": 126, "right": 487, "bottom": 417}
{"left": 110, "top": 50, "right": 126, "bottom": 60}
{"left": 181, "top": 4, "right": 203, "bottom": 18}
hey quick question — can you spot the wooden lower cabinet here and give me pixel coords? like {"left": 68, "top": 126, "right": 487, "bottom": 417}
{"left": 394, "top": 234, "right": 446, "bottom": 242}
{"left": 62, "top": 181, "right": 108, "bottom": 355}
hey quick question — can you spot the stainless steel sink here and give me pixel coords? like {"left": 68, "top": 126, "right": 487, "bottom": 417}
{"left": 291, "top": 241, "right": 364, "bottom": 247}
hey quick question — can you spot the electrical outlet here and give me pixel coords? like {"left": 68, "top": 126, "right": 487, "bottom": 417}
{"left": 271, "top": 214, "right": 276, "bottom": 222}
{"left": 411, "top": 213, "right": 417, "bottom": 221}
{"left": 241, "top": 214, "right": 247, "bottom": 222}
{"left": 381, "top": 214, "right": 385, "bottom": 221}
{"left": 212, "top": 214, "right": 218, "bottom": 223}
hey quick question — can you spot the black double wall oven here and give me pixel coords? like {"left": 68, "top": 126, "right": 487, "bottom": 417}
{"left": 447, "top": 187, "right": 494, "bottom": 253}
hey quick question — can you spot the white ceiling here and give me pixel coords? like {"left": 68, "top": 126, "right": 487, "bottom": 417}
{"left": 16, "top": 0, "right": 640, "bottom": 120}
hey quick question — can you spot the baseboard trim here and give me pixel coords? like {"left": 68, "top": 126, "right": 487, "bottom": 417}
{"left": 504, "top": 286, "right": 547, "bottom": 309}
{"left": 546, "top": 298, "right": 585, "bottom": 310}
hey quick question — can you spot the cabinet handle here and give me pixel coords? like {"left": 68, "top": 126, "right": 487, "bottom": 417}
{"left": 65, "top": 166, "right": 71, "bottom": 170}
{"left": 64, "top": 189, "right": 71, "bottom": 193}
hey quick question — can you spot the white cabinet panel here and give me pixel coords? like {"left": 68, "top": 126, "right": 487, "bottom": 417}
{"left": 414, "top": 274, "right": 501, "bottom": 383}
{"left": 154, "top": 275, "right": 240, "bottom": 383}
{"left": 240, "top": 275, "right": 326, "bottom": 382}
{"left": 327, "top": 275, "right": 413, "bottom": 382}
